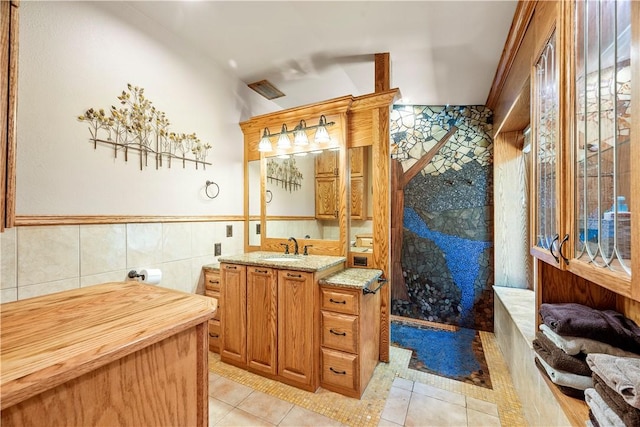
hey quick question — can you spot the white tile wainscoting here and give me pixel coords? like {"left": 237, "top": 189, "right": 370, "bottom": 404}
{"left": 0, "top": 221, "right": 243, "bottom": 302}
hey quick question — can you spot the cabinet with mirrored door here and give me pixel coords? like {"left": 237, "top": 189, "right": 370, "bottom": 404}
{"left": 532, "top": 0, "right": 639, "bottom": 302}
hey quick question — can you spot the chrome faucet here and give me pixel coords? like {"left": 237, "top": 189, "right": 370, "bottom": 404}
{"left": 288, "top": 237, "right": 299, "bottom": 255}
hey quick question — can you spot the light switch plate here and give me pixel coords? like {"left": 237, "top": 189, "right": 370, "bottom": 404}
{"left": 214, "top": 243, "right": 221, "bottom": 256}
{"left": 226, "top": 225, "right": 233, "bottom": 237}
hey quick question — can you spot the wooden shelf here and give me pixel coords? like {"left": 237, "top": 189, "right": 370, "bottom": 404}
{"left": 540, "top": 372, "right": 589, "bottom": 427}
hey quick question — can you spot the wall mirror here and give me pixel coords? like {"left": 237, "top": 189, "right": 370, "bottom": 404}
{"left": 349, "top": 145, "right": 374, "bottom": 255}
{"left": 265, "top": 147, "right": 341, "bottom": 242}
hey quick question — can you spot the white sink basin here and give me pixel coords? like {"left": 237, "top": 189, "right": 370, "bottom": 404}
{"left": 261, "top": 256, "right": 302, "bottom": 262}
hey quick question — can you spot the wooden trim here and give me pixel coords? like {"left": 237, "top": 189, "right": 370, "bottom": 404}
{"left": 14, "top": 215, "right": 244, "bottom": 226}
{"left": 567, "top": 261, "right": 633, "bottom": 301}
{"left": 2, "top": 0, "right": 19, "bottom": 231}
{"left": 486, "top": 1, "right": 537, "bottom": 109}
{"left": 374, "top": 53, "right": 390, "bottom": 93}
{"left": 239, "top": 95, "right": 352, "bottom": 128}
{"left": 372, "top": 106, "right": 391, "bottom": 362}
{"left": 631, "top": 0, "right": 640, "bottom": 301}
{"left": 350, "top": 89, "right": 399, "bottom": 112}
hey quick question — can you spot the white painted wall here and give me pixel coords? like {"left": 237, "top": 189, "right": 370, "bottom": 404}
{"left": 16, "top": 1, "right": 274, "bottom": 216}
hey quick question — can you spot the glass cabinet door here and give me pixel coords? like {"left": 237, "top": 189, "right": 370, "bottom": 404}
{"left": 573, "top": 0, "right": 632, "bottom": 278}
{"left": 532, "top": 30, "right": 565, "bottom": 266}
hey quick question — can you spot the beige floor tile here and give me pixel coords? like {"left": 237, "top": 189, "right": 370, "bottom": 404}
{"left": 377, "top": 418, "right": 403, "bottom": 427}
{"left": 466, "top": 408, "right": 501, "bottom": 427}
{"left": 237, "top": 390, "right": 294, "bottom": 425}
{"left": 279, "top": 405, "right": 344, "bottom": 427}
{"left": 392, "top": 377, "right": 414, "bottom": 391}
{"left": 208, "top": 397, "right": 233, "bottom": 427}
{"left": 412, "top": 382, "right": 466, "bottom": 407}
{"left": 210, "top": 376, "right": 254, "bottom": 406}
{"left": 216, "top": 407, "right": 276, "bottom": 427}
{"left": 405, "top": 393, "right": 468, "bottom": 427}
{"left": 466, "top": 396, "right": 499, "bottom": 417}
{"left": 380, "top": 386, "right": 411, "bottom": 425}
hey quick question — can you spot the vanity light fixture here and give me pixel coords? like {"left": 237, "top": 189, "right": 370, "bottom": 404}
{"left": 258, "top": 128, "right": 273, "bottom": 152}
{"left": 313, "top": 115, "right": 331, "bottom": 144}
{"left": 277, "top": 124, "right": 292, "bottom": 149}
{"left": 293, "top": 120, "right": 309, "bottom": 146}
{"left": 257, "top": 115, "right": 335, "bottom": 153}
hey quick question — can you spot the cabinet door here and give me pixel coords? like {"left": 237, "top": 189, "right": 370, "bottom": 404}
{"left": 569, "top": 0, "right": 636, "bottom": 295}
{"left": 350, "top": 147, "right": 365, "bottom": 177}
{"left": 220, "top": 263, "right": 247, "bottom": 365}
{"left": 350, "top": 176, "right": 366, "bottom": 220}
{"left": 246, "top": 266, "right": 277, "bottom": 375}
{"left": 531, "top": 28, "right": 567, "bottom": 267}
{"left": 277, "top": 269, "right": 315, "bottom": 388}
{"left": 315, "top": 177, "right": 338, "bottom": 219}
{"left": 315, "top": 150, "right": 339, "bottom": 176}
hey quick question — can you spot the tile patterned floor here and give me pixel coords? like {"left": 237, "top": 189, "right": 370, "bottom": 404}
{"left": 208, "top": 331, "right": 527, "bottom": 427}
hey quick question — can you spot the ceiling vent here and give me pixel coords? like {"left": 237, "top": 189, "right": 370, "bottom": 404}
{"left": 248, "top": 80, "right": 285, "bottom": 100}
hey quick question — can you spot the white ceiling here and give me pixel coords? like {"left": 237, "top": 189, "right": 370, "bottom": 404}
{"left": 127, "top": 1, "right": 517, "bottom": 109}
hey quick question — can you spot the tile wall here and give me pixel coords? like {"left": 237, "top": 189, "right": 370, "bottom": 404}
{"left": 0, "top": 221, "right": 244, "bottom": 303}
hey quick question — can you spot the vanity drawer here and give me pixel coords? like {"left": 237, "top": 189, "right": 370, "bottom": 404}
{"left": 321, "top": 311, "right": 358, "bottom": 353}
{"left": 321, "top": 348, "right": 357, "bottom": 391}
{"left": 320, "top": 288, "right": 359, "bottom": 315}
{"left": 204, "top": 271, "right": 221, "bottom": 292}
{"left": 205, "top": 290, "right": 221, "bottom": 321}
{"left": 208, "top": 320, "right": 221, "bottom": 352}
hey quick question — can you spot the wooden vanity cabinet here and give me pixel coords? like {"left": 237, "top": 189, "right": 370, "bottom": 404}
{"left": 247, "top": 266, "right": 278, "bottom": 376}
{"left": 319, "top": 285, "right": 380, "bottom": 398}
{"left": 277, "top": 269, "right": 315, "bottom": 389}
{"left": 220, "top": 263, "right": 247, "bottom": 366}
{"left": 220, "top": 260, "right": 344, "bottom": 393}
{"left": 204, "top": 269, "right": 221, "bottom": 352}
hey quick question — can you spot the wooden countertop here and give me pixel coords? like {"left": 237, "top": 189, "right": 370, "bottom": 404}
{"left": 0, "top": 282, "right": 217, "bottom": 410}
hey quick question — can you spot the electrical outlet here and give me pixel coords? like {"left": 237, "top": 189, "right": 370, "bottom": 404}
{"left": 226, "top": 225, "right": 233, "bottom": 237}
{"left": 256, "top": 223, "right": 261, "bottom": 235}
{"left": 214, "top": 243, "right": 221, "bottom": 256}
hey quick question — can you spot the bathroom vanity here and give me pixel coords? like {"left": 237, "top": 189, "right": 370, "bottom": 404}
{"left": 215, "top": 252, "right": 383, "bottom": 398}
{"left": 0, "top": 282, "right": 216, "bottom": 427}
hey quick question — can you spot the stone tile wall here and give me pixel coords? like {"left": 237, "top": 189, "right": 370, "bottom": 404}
{"left": 390, "top": 105, "right": 494, "bottom": 331}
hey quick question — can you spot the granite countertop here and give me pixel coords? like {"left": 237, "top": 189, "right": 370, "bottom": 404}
{"left": 217, "top": 251, "right": 346, "bottom": 272}
{"left": 319, "top": 268, "right": 383, "bottom": 290}
{"left": 202, "top": 263, "right": 220, "bottom": 272}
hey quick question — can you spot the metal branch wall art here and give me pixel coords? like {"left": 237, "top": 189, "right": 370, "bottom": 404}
{"left": 78, "top": 84, "right": 212, "bottom": 170}
{"left": 267, "top": 158, "right": 303, "bottom": 191}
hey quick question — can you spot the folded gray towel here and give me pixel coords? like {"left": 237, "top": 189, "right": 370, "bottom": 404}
{"left": 533, "top": 330, "right": 591, "bottom": 376}
{"left": 539, "top": 303, "right": 640, "bottom": 354}
{"left": 587, "top": 353, "right": 640, "bottom": 410}
{"left": 540, "top": 324, "right": 639, "bottom": 357}
{"left": 585, "top": 388, "right": 625, "bottom": 427}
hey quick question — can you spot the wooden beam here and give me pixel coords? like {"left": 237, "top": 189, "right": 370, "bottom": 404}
{"left": 374, "top": 53, "right": 390, "bottom": 93}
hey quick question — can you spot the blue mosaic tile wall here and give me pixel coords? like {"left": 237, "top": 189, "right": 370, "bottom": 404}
{"left": 390, "top": 105, "right": 494, "bottom": 331}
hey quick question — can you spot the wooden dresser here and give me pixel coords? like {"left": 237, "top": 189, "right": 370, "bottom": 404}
{"left": 0, "top": 282, "right": 216, "bottom": 427}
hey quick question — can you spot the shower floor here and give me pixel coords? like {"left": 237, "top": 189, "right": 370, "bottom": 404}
{"left": 391, "top": 315, "right": 492, "bottom": 389}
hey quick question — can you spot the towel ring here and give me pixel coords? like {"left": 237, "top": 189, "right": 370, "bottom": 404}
{"left": 266, "top": 190, "right": 273, "bottom": 204}
{"left": 205, "top": 180, "right": 219, "bottom": 199}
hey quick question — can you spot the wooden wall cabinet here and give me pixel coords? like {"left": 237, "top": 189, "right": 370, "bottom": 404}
{"left": 314, "top": 148, "right": 367, "bottom": 220}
